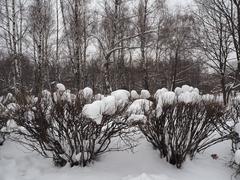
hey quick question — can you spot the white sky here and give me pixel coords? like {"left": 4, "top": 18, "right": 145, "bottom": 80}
{"left": 90, "top": 0, "right": 194, "bottom": 9}
{"left": 167, "top": 0, "right": 194, "bottom": 7}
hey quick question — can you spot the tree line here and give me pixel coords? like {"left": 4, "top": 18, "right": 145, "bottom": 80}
{"left": 0, "top": 0, "right": 239, "bottom": 105}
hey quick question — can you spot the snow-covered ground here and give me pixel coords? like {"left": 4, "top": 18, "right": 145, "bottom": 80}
{"left": 0, "top": 138, "right": 235, "bottom": 180}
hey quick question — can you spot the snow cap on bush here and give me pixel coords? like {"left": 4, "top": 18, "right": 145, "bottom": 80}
{"left": 56, "top": 83, "right": 66, "bottom": 92}
{"left": 181, "top": 85, "right": 194, "bottom": 93}
{"left": 178, "top": 91, "right": 201, "bottom": 104}
{"left": 101, "top": 96, "right": 117, "bottom": 115}
{"left": 174, "top": 87, "right": 183, "bottom": 96}
{"left": 83, "top": 95, "right": 118, "bottom": 124}
{"left": 111, "top": 89, "right": 130, "bottom": 109}
{"left": 156, "top": 91, "right": 176, "bottom": 117}
{"left": 131, "top": 90, "right": 140, "bottom": 100}
{"left": 154, "top": 88, "right": 168, "bottom": 101}
{"left": 127, "top": 99, "right": 153, "bottom": 116}
{"left": 140, "top": 90, "right": 151, "bottom": 99}
{"left": 174, "top": 85, "right": 200, "bottom": 97}
{"left": 83, "top": 87, "right": 93, "bottom": 101}
{"left": 82, "top": 100, "right": 105, "bottom": 124}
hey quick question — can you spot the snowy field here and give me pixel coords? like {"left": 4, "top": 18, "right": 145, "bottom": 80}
{"left": 0, "top": 138, "right": 235, "bottom": 180}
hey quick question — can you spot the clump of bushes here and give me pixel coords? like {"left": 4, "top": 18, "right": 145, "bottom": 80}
{"left": 1, "top": 84, "right": 236, "bottom": 170}
{"left": 137, "top": 101, "right": 225, "bottom": 168}
{"left": 128, "top": 85, "right": 229, "bottom": 168}
{"left": 10, "top": 86, "right": 134, "bottom": 167}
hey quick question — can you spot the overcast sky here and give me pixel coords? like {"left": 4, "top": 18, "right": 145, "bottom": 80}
{"left": 167, "top": 0, "right": 194, "bottom": 8}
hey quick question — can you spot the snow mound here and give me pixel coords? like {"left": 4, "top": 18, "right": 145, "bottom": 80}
{"left": 192, "top": 88, "right": 200, "bottom": 95}
{"left": 111, "top": 90, "right": 130, "bottom": 109}
{"left": 127, "top": 99, "right": 153, "bottom": 115}
{"left": 178, "top": 91, "right": 201, "bottom": 104}
{"left": 140, "top": 90, "right": 151, "bottom": 99}
{"left": 56, "top": 83, "right": 66, "bottom": 92}
{"left": 158, "top": 91, "right": 176, "bottom": 105}
{"left": 131, "top": 90, "right": 140, "bottom": 100}
{"left": 102, "top": 96, "right": 117, "bottom": 115}
{"left": 174, "top": 85, "right": 200, "bottom": 97}
{"left": 83, "top": 87, "right": 93, "bottom": 101}
{"left": 83, "top": 94, "right": 123, "bottom": 124}
{"left": 181, "top": 85, "right": 194, "bottom": 93}
{"left": 154, "top": 88, "right": 168, "bottom": 101}
{"left": 174, "top": 87, "right": 183, "bottom": 96}
{"left": 82, "top": 100, "right": 105, "bottom": 124}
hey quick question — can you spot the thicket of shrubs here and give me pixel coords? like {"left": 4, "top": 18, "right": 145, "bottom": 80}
{"left": 0, "top": 84, "right": 240, "bottom": 171}
{"left": 140, "top": 100, "right": 233, "bottom": 168}
{"left": 16, "top": 99, "right": 133, "bottom": 167}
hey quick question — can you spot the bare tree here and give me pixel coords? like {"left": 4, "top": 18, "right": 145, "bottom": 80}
{"left": 0, "top": 0, "right": 28, "bottom": 91}
{"left": 160, "top": 12, "right": 199, "bottom": 90}
{"left": 199, "top": 0, "right": 240, "bottom": 91}
{"left": 28, "top": 0, "right": 54, "bottom": 95}
{"left": 59, "top": 0, "right": 91, "bottom": 89}
{"left": 135, "top": 0, "right": 153, "bottom": 90}
{"left": 196, "top": 0, "right": 233, "bottom": 105}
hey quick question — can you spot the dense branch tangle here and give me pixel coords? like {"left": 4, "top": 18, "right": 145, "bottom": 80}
{"left": 137, "top": 100, "right": 226, "bottom": 168}
{"left": 14, "top": 96, "right": 134, "bottom": 167}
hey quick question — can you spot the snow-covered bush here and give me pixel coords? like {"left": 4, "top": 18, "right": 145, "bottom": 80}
{"left": 13, "top": 90, "right": 133, "bottom": 167}
{"left": 130, "top": 90, "right": 140, "bottom": 101}
{"left": 140, "top": 90, "right": 151, "bottom": 99}
{"left": 129, "top": 87, "right": 226, "bottom": 168}
{"left": 154, "top": 88, "right": 168, "bottom": 101}
{"left": 127, "top": 99, "right": 153, "bottom": 116}
{"left": 111, "top": 89, "right": 130, "bottom": 110}
{"left": 139, "top": 100, "right": 224, "bottom": 168}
